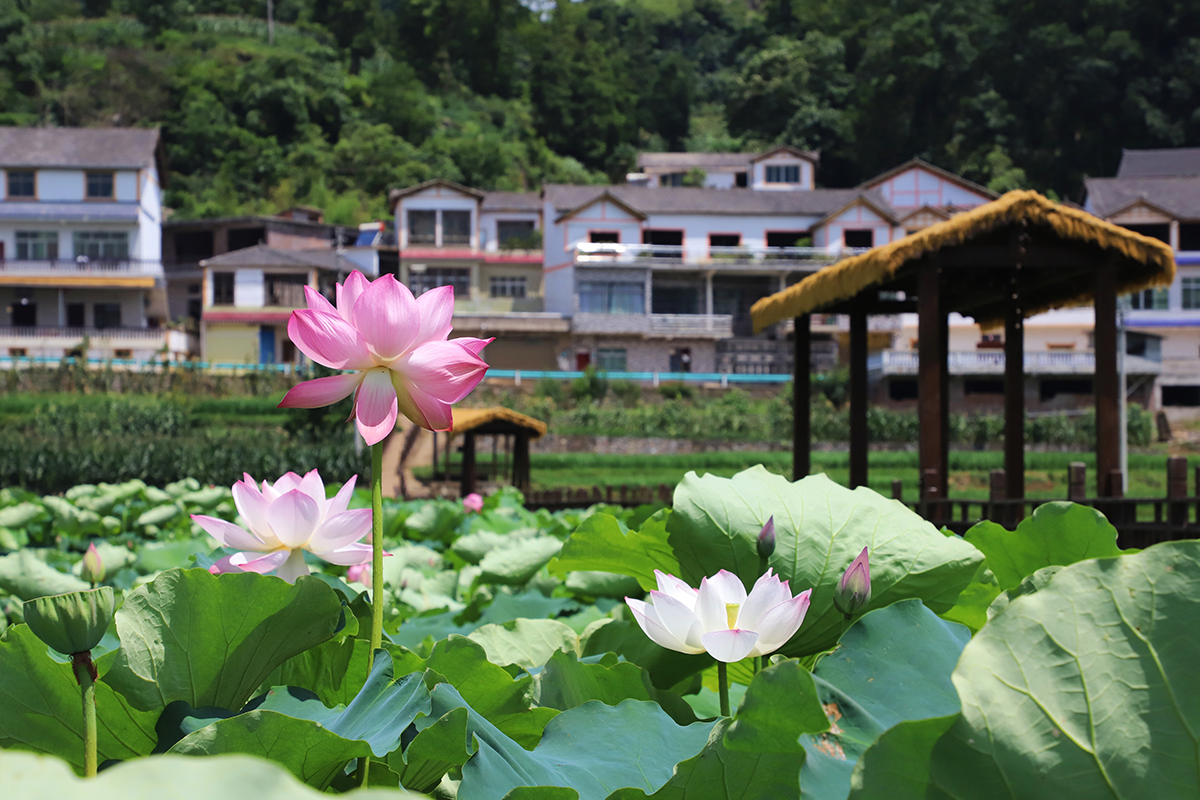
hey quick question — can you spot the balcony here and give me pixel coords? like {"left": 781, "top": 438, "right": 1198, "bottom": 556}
{"left": 0, "top": 258, "right": 163, "bottom": 279}
{"left": 574, "top": 243, "right": 866, "bottom": 270}
{"left": 0, "top": 325, "right": 169, "bottom": 342}
{"left": 572, "top": 312, "right": 733, "bottom": 338}
{"left": 876, "top": 350, "right": 1163, "bottom": 376}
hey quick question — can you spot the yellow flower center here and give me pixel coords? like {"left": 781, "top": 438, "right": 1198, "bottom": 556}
{"left": 725, "top": 603, "right": 740, "bottom": 629}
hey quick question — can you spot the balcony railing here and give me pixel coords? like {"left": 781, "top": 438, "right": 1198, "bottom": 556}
{"left": 648, "top": 314, "right": 733, "bottom": 337}
{"left": 876, "top": 350, "right": 1163, "bottom": 376}
{"left": 0, "top": 325, "right": 168, "bottom": 341}
{"left": 574, "top": 243, "right": 867, "bottom": 268}
{"left": 0, "top": 258, "right": 163, "bottom": 277}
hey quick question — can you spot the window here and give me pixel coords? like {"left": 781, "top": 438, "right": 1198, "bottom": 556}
{"left": 6, "top": 170, "right": 34, "bottom": 198}
{"left": 589, "top": 232, "right": 619, "bottom": 244}
{"left": 661, "top": 172, "right": 686, "bottom": 187}
{"left": 888, "top": 378, "right": 918, "bottom": 400}
{"left": 93, "top": 303, "right": 121, "bottom": 329}
{"left": 228, "top": 227, "right": 264, "bottom": 250}
{"left": 766, "top": 231, "right": 808, "bottom": 248}
{"left": 735, "top": 172, "right": 748, "bottom": 188}
{"left": 114, "top": 349, "right": 132, "bottom": 359}
{"left": 174, "top": 231, "right": 214, "bottom": 262}
{"left": 212, "top": 272, "right": 235, "bottom": 305}
{"left": 8, "top": 348, "right": 27, "bottom": 357}
{"left": 1163, "top": 386, "right": 1200, "bottom": 407}
{"left": 11, "top": 295, "right": 35, "bottom": 326}
{"left": 86, "top": 171, "right": 114, "bottom": 199}
{"left": 66, "top": 303, "right": 84, "bottom": 327}
{"left": 642, "top": 229, "right": 682, "bottom": 259}
{"left": 579, "top": 281, "right": 644, "bottom": 314}
{"left": 1183, "top": 278, "right": 1200, "bottom": 309}
{"left": 1123, "top": 223, "right": 1169, "bottom": 243}
{"left": 709, "top": 234, "right": 741, "bottom": 248}
{"left": 1180, "top": 223, "right": 1200, "bottom": 251}
{"left": 489, "top": 275, "right": 527, "bottom": 298}
{"left": 978, "top": 334, "right": 1003, "bottom": 349}
{"left": 408, "top": 267, "right": 470, "bottom": 298}
{"left": 1039, "top": 378, "right": 1092, "bottom": 401}
{"left": 265, "top": 274, "right": 308, "bottom": 307}
{"left": 1129, "top": 288, "right": 1169, "bottom": 310}
{"left": 652, "top": 286, "right": 699, "bottom": 314}
{"left": 73, "top": 231, "right": 129, "bottom": 260}
{"left": 843, "top": 229, "right": 874, "bottom": 248}
{"left": 497, "top": 220, "right": 536, "bottom": 248}
{"left": 408, "top": 211, "right": 436, "bottom": 245}
{"left": 442, "top": 211, "right": 471, "bottom": 245}
{"left": 964, "top": 379, "right": 1005, "bottom": 395}
{"left": 596, "top": 348, "right": 627, "bottom": 371}
{"left": 15, "top": 231, "right": 58, "bottom": 260}
{"left": 765, "top": 165, "right": 800, "bottom": 183}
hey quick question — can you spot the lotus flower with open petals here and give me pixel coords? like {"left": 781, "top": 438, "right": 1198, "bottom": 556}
{"left": 278, "top": 271, "right": 492, "bottom": 445}
{"left": 626, "top": 569, "right": 812, "bottom": 663}
{"left": 192, "top": 470, "right": 372, "bottom": 583}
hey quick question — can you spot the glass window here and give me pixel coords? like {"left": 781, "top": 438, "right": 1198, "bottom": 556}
{"left": 1129, "top": 288, "right": 1170, "bottom": 310}
{"left": 489, "top": 275, "right": 527, "bottom": 298}
{"left": 15, "top": 231, "right": 58, "bottom": 260}
{"left": 442, "top": 211, "right": 471, "bottom": 245}
{"left": 7, "top": 170, "right": 34, "bottom": 197}
{"left": 265, "top": 274, "right": 308, "bottom": 307}
{"left": 765, "top": 165, "right": 800, "bottom": 183}
{"left": 497, "top": 220, "right": 536, "bottom": 248}
{"left": 843, "top": 229, "right": 874, "bottom": 248}
{"left": 1183, "top": 278, "right": 1200, "bottom": 310}
{"left": 579, "top": 281, "right": 644, "bottom": 314}
{"left": 408, "top": 211, "right": 436, "bottom": 245}
{"left": 86, "top": 172, "right": 114, "bottom": 199}
{"left": 73, "top": 231, "right": 129, "bottom": 260}
{"left": 589, "top": 232, "right": 619, "bottom": 244}
{"left": 212, "top": 272, "right": 235, "bottom": 305}
{"left": 93, "top": 302, "right": 121, "bottom": 329}
{"left": 596, "top": 348, "right": 627, "bottom": 371}
{"left": 408, "top": 267, "right": 470, "bottom": 298}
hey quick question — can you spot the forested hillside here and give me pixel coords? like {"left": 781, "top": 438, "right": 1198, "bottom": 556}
{"left": 2, "top": 0, "right": 1197, "bottom": 223}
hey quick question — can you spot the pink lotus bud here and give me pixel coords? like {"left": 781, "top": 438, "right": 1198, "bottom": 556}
{"left": 757, "top": 517, "right": 775, "bottom": 560}
{"left": 81, "top": 543, "right": 105, "bottom": 585}
{"left": 834, "top": 547, "right": 871, "bottom": 617}
{"left": 463, "top": 493, "right": 484, "bottom": 514}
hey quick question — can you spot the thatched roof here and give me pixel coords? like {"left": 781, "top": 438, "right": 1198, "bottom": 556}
{"left": 452, "top": 407, "right": 548, "bottom": 438}
{"left": 751, "top": 190, "right": 1176, "bottom": 332}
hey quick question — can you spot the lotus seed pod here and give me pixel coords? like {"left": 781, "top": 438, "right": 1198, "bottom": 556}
{"left": 24, "top": 587, "right": 115, "bottom": 656}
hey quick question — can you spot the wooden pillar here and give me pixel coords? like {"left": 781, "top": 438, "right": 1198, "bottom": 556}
{"left": 1167, "top": 456, "right": 1187, "bottom": 526}
{"left": 1067, "top": 462, "right": 1087, "bottom": 501}
{"left": 849, "top": 306, "right": 869, "bottom": 488}
{"left": 1004, "top": 305, "right": 1025, "bottom": 506}
{"left": 1094, "top": 258, "right": 1119, "bottom": 496}
{"left": 513, "top": 431, "right": 531, "bottom": 492}
{"left": 918, "top": 261, "right": 946, "bottom": 509}
{"left": 792, "top": 314, "right": 811, "bottom": 481}
{"left": 989, "top": 468, "right": 1007, "bottom": 526}
{"left": 431, "top": 431, "right": 439, "bottom": 480}
{"left": 939, "top": 312, "right": 950, "bottom": 499}
{"left": 460, "top": 432, "right": 477, "bottom": 496}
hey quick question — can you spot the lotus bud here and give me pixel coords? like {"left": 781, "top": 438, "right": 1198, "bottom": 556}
{"left": 24, "top": 587, "right": 115, "bottom": 667}
{"left": 81, "top": 543, "right": 105, "bottom": 585}
{"left": 463, "top": 493, "right": 484, "bottom": 514}
{"left": 757, "top": 516, "right": 776, "bottom": 560}
{"left": 834, "top": 547, "right": 871, "bottom": 618}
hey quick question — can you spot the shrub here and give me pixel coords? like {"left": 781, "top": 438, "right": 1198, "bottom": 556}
{"left": 570, "top": 366, "right": 608, "bottom": 404}
{"left": 534, "top": 377, "right": 565, "bottom": 405}
{"left": 658, "top": 382, "right": 694, "bottom": 401}
{"left": 610, "top": 379, "right": 642, "bottom": 407}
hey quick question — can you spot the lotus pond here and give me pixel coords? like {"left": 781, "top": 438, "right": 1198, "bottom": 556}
{"left": 0, "top": 466, "right": 1196, "bottom": 800}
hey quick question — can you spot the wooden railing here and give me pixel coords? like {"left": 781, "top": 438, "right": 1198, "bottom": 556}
{"left": 523, "top": 483, "right": 674, "bottom": 510}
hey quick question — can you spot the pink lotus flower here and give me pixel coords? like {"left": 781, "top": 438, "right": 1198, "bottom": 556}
{"left": 346, "top": 560, "right": 371, "bottom": 585}
{"left": 463, "top": 493, "right": 484, "bottom": 513}
{"left": 278, "top": 271, "right": 492, "bottom": 445}
{"left": 192, "top": 470, "right": 373, "bottom": 583}
{"left": 626, "top": 569, "right": 812, "bottom": 663}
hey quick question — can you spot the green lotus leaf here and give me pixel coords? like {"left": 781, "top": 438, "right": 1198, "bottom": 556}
{"left": 550, "top": 510, "right": 679, "bottom": 592}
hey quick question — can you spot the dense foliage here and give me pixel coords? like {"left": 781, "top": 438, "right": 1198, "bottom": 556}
{"left": 3, "top": 0, "right": 1198, "bottom": 220}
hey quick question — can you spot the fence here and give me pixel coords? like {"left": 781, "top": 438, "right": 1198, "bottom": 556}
{"left": 523, "top": 483, "right": 675, "bottom": 510}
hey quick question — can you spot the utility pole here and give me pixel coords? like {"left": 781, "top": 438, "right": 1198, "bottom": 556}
{"left": 267, "top": 0, "right": 275, "bottom": 44}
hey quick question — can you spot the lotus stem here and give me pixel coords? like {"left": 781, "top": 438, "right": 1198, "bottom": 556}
{"left": 718, "top": 661, "right": 730, "bottom": 717}
{"left": 369, "top": 441, "right": 384, "bottom": 665}
{"left": 73, "top": 655, "right": 97, "bottom": 778}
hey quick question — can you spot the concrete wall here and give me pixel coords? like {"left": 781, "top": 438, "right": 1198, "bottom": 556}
{"left": 570, "top": 335, "right": 719, "bottom": 372}
{"left": 396, "top": 186, "right": 480, "bottom": 249}
{"left": 872, "top": 166, "right": 992, "bottom": 210}
{"left": 821, "top": 202, "right": 898, "bottom": 249}
{"left": 203, "top": 322, "right": 259, "bottom": 363}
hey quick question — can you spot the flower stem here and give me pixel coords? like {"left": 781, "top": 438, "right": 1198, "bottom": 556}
{"left": 369, "top": 441, "right": 384, "bottom": 667}
{"left": 75, "top": 660, "right": 97, "bottom": 777}
{"left": 718, "top": 661, "right": 730, "bottom": 717}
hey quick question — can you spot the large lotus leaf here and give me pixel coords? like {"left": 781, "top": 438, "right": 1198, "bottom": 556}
{"left": 468, "top": 618, "right": 581, "bottom": 670}
{"left": 934, "top": 562, "right": 1001, "bottom": 633}
{"left": 607, "top": 718, "right": 805, "bottom": 800}
{"left": 388, "top": 705, "right": 474, "bottom": 793}
{"left": 0, "top": 625, "right": 158, "bottom": 772}
{"left": 0, "top": 550, "right": 90, "bottom": 600}
{"left": 423, "top": 636, "right": 558, "bottom": 749}
{"left": 263, "top": 636, "right": 374, "bottom": 707}
{"left": 963, "top": 502, "right": 1122, "bottom": 591}
{"left": 534, "top": 650, "right": 696, "bottom": 725}
{"left": 666, "top": 468, "right": 983, "bottom": 657}
{"left": 104, "top": 569, "right": 344, "bottom": 712}
{"left": 0, "top": 501, "right": 45, "bottom": 529}
{"left": 549, "top": 510, "right": 679, "bottom": 592}
{"left": 845, "top": 716, "right": 957, "bottom": 800}
{"left": 0, "top": 751, "right": 427, "bottom": 800}
{"left": 724, "top": 660, "right": 829, "bottom": 755}
{"left": 478, "top": 537, "right": 564, "bottom": 585}
{"left": 984, "top": 564, "right": 1062, "bottom": 622}
{"left": 458, "top": 695, "right": 714, "bottom": 800}
{"left": 849, "top": 540, "right": 1200, "bottom": 800}
{"left": 579, "top": 619, "right": 709, "bottom": 691}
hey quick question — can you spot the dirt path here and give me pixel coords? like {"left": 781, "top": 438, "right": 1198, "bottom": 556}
{"left": 381, "top": 419, "right": 436, "bottom": 499}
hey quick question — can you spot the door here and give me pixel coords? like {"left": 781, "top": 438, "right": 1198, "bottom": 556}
{"left": 575, "top": 351, "right": 591, "bottom": 370}
{"left": 12, "top": 300, "right": 35, "bottom": 326}
{"left": 259, "top": 326, "right": 276, "bottom": 365}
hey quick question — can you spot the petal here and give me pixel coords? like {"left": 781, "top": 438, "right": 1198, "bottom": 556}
{"left": 327, "top": 475, "right": 357, "bottom": 517}
{"left": 701, "top": 629, "right": 760, "bottom": 663}
{"left": 297, "top": 469, "right": 328, "bottom": 516}
{"left": 275, "top": 549, "right": 311, "bottom": 583}
{"left": 288, "top": 309, "right": 374, "bottom": 370}
{"left": 223, "top": 549, "right": 290, "bottom": 575}
{"left": 209, "top": 553, "right": 245, "bottom": 575}
{"left": 696, "top": 571, "right": 747, "bottom": 633}
{"left": 191, "top": 515, "right": 266, "bottom": 551}
{"left": 453, "top": 336, "right": 493, "bottom": 356}
{"left": 278, "top": 373, "right": 363, "bottom": 409}
{"left": 266, "top": 489, "right": 321, "bottom": 548}
{"left": 354, "top": 368, "right": 399, "bottom": 445}
{"left": 414, "top": 284, "right": 455, "bottom": 345}
{"left": 398, "top": 339, "right": 490, "bottom": 404}
{"left": 273, "top": 472, "right": 304, "bottom": 493}
{"left": 647, "top": 591, "right": 705, "bottom": 651}
{"left": 337, "top": 271, "right": 371, "bottom": 325}
{"left": 308, "top": 508, "right": 372, "bottom": 554}
{"left": 707, "top": 570, "right": 748, "bottom": 605}
{"left": 304, "top": 285, "right": 338, "bottom": 316}
{"left": 352, "top": 273, "right": 420, "bottom": 361}
{"left": 655, "top": 570, "right": 699, "bottom": 608}
{"left": 315, "top": 541, "right": 374, "bottom": 566}
{"left": 230, "top": 482, "right": 280, "bottom": 547}
{"left": 746, "top": 590, "right": 812, "bottom": 657}
{"left": 737, "top": 571, "right": 793, "bottom": 632}
{"left": 393, "top": 375, "right": 452, "bottom": 432}
{"left": 626, "top": 598, "right": 699, "bottom": 654}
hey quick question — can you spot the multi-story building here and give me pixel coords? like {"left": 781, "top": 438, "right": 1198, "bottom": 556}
{"left": 0, "top": 127, "right": 190, "bottom": 362}
{"left": 389, "top": 179, "right": 569, "bottom": 370}
{"left": 632, "top": 145, "right": 820, "bottom": 191}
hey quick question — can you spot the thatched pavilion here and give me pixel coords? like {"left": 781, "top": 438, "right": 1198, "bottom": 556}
{"left": 750, "top": 191, "right": 1174, "bottom": 516}
{"left": 434, "top": 407, "right": 548, "bottom": 497}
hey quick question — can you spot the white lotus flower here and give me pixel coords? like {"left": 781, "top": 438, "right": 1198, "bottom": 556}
{"left": 626, "top": 569, "right": 812, "bottom": 663}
